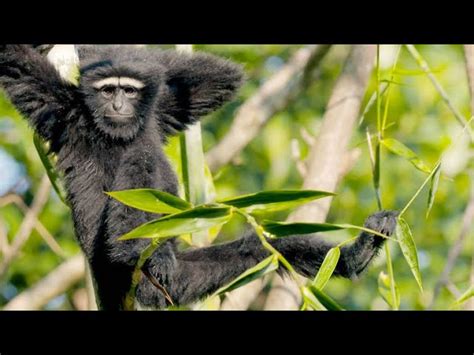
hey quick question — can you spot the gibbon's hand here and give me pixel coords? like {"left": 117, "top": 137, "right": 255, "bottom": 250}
{"left": 364, "top": 210, "right": 399, "bottom": 239}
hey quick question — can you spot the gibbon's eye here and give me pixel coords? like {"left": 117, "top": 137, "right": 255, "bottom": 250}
{"left": 101, "top": 86, "right": 115, "bottom": 98}
{"left": 123, "top": 86, "right": 138, "bottom": 98}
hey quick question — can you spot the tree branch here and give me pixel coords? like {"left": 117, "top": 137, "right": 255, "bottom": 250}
{"left": 263, "top": 45, "right": 377, "bottom": 310}
{"left": 464, "top": 44, "right": 474, "bottom": 311}
{"left": 206, "top": 45, "right": 331, "bottom": 173}
{"left": 0, "top": 194, "right": 66, "bottom": 258}
{"left": 218, "top": 45, "right": 332, "bottom": 310}
{"left": 3, "top": 254, "right": 85, "bottom": 310}
{"left": 220, "top": 279, "right": 266, "bottom": 310}
{"left": 464, "top": 45, "right": 474, "bottom": 114}
{"left": 0, "top": 175, "right": 51, "bottom": 278}
{"left": 428, "top": 45, "right": 474, "bottom": 310}
{"left": 429, "top": 179, "right": 474, "bottom": 308}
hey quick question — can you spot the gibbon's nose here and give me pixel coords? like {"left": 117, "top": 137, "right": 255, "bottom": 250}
{"left": 113, "top": 93, "right": 124, "bottom": 111}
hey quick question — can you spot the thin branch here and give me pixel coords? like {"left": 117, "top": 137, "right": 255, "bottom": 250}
{"left": 464, "top": 45, "right": 474, "bottom": 116}
{"left": 406, "top": 45, "right": 473, "bottom": 141}
{"left": 264, "top": 45, "right": 377, "bottom": 310}
{"left": 445, "top": 280, "right": 461, "bottom": 299}
{"left": 0, "top": 222, "right": 9, "bottom": 257}
{"left": 291, "top": 139, "right": 308, "bottom": 178}
{"left": 142, "top": 268, "right": 174, "bottom": 306}
{"left": 0, "top": 175, "right": 51, "bottom": 278}
{"left": 429, "top": 184, "right": 474, "bottom": 308}
{"left": 206, "top": 45, "right": 331, "bottom": 173}
{"left": 3, "top": 254, "right": 85, "bottom": 310}
{"left": 0, "top": 194, "right": 66, "bottom": 258}
{"left": 463, "top": 44, "right": 474, "bottom": 311}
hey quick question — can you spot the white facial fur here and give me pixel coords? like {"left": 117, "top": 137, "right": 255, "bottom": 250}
{"left": 92, "top": 77, "right": 145, "bottom": 89}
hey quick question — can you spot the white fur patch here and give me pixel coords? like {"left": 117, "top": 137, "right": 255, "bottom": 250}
{"left": 119, "top": 77, "right": 146, "bottom": 89}
{"left": 92, "top": 77, "right": 145, "bottom": 89}
{"left": 92, "top": 77, "right": 120, "bottom": 89}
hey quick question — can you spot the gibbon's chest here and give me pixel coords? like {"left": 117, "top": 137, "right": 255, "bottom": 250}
{"left": 56, "top": 138, "right": 168, "bottom": 253}
{"left": 57, "top": 137, "right": 174, "bottom": 202}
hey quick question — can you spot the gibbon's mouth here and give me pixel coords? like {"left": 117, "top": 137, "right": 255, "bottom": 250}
{"left": 105, "top": 114, "right": 134, "bottom": 122}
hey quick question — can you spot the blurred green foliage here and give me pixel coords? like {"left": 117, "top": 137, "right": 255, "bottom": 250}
{"left": 0, "top": 45, "right": 472, "bottom": 310}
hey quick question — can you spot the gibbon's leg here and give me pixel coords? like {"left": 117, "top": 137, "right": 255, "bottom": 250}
{"left": 136, "top": 210, "right": 398, "bottom": 308}
{"left": 0, "top": 45, "right": 77, "bottom": 144}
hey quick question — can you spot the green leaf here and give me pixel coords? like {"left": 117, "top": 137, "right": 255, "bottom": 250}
{"left": 426, "top": 163, "right": 441, "bottom": 218}
{"left": 307, "top": 286, "right": 344, "bottom": 311}
{"left": 118, "top": 206, "right": 232, "bottom": 241}
{"left": 301, "top": 286, "right": 326, "bottom": 310}
{"left": 382, "top": 138, "right": 431, "bottom": 174}
{"left": 312, "top": 247, "right": 341, "bottom": 290}
{"left": 396, "top": 218, "right": 423, "bottom": 291}
{"left": 261, "top": 220, "right": 345, "bottom": 237}
{"left": 261, "top": 221, "right": 391, "bottom": 241}
{"left": 212, "top": 255, "right": 279, "bottom": 296}
{"left": 218, "top": 189, "right": 335, "bottom": 214}
{"left": 374, "top": 142, "right": 380, "bottom": 189}
{"left": 106, "top": 189, "right": 192, "bottom": 214}
{"left": 106, "top": 189, "right": 193, "bottom": 214}
{"left": 33, "top": 133, "right": 69, "bottom": 206}
{"left": 378, "top": 271, "right": 400, "bottom": 309}
{"left": 452, "top": 285, "right": 474, "bottom": 307}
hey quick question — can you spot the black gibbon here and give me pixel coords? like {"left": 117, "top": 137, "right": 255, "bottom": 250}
{"left": 0, "top": 45, "right": 397, "bottom": 310}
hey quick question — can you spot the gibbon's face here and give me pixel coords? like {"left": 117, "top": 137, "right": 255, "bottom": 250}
{"left": 82, "top": 74, "right": 155, "bottom": 141}
{"left": 93, "top": 76, "right": 144, "bottom": 124}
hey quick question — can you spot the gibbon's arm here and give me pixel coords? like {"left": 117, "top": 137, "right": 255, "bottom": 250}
{"left": 136, "top": 210, "right": 398, "bottom": 307}
{"left": 0, "top": 45, "right": 78, "bottom": 144}
{"left": 153, "top": 50, "right": 244, "bottom": 137}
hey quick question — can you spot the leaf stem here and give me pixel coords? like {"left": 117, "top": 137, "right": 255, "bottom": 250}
{"left": 376, "top": 46, "right": 382, "bottom": 132}
{"left": 235, "top": 209, "right": 301, "bottom": 283}
{"left": 399, "top": 161, "right": 441, "bottom": 217}
{"left": 384, "top": 242, "right": 398, "bottom": 310}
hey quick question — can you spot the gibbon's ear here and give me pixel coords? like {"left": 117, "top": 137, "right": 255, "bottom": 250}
{"left": 156, "top": 51, "right": 244, "bottom": 136}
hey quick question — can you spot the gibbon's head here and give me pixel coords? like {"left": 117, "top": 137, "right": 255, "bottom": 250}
{"left": 78, "top": 46, "right": 164, "bottom": 141}
{"left": 77, "top": 45, "right": 244, "bottom": 142}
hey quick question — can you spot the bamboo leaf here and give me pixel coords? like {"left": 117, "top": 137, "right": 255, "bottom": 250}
{"left": 307, "top": 286, "right": 344, "bottom": 311}
{"left": 212, "top": 255, "right": 279, "bottom": 296}
{"left": 378, "top": 271, "right": 400, "bottom": 309}
{"left": 382, "top": 138, "right": 431, "bottom": 174}
{"left": 312, "top": 247, "right": 341, "bottom": 290}
{"left": 261, "top": 220, "right": 345, "bottom": 237}
{"left": 261, "top": 221, "right": 394, "bottom": 241}
{"left": 426, "top": 163, "right": 441, "bottom": 218}
{"left": 452, "top": 285, "right": 474, "bottom": 307}
{"left": 118, "top": 206, "right": 232, "bottom": 240}
{"left": 301, "top": 286, "right": 326, "bottom": 310}
{"left": 218, "top": 190, "right": 335, "bottom": 214}
{"left": 106, "top": 189, "right": 192, "bottom": 214}
{"left": 396, "top": 218, "right": 423, "bottom": 291}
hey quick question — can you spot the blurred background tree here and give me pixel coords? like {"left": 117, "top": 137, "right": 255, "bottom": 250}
{"left": 0, "top": 44, "right": 472, "bottom": 310}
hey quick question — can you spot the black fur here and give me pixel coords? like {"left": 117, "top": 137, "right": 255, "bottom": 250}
{"left": 0, "top": 45, "right": 398, "bottom": 310}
